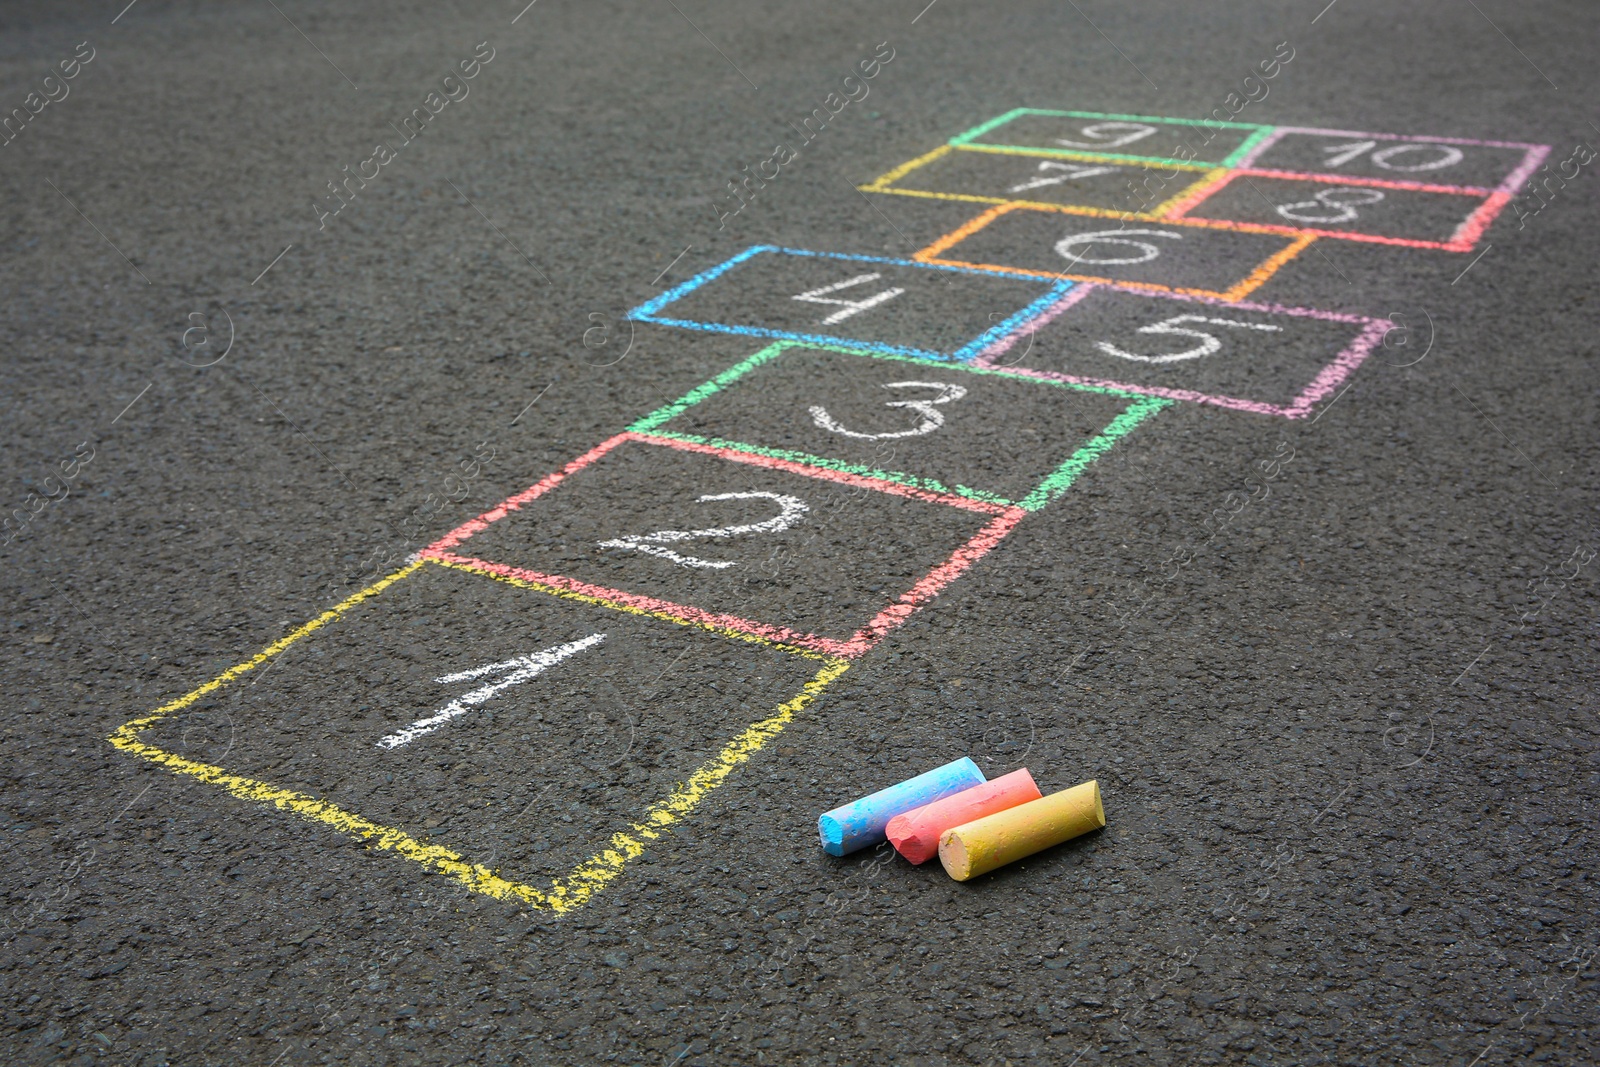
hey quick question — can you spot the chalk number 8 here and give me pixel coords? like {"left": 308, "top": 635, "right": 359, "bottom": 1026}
{"left": 1275, "top": 186, "right": 1385, "bottom": 224}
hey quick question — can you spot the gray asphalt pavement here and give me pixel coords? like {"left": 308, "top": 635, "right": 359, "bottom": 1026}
{"left": 2, "top": 1, "right": 1597, "bottom": 1064}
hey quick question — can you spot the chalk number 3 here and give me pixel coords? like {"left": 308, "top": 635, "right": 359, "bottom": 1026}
{"left": 810, "top": 380, "right": 968, "bottom": 440}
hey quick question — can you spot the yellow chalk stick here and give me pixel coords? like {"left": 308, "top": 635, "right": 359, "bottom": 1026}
{"left": 938, "top": 779, "right": 1104, "bottom": 881}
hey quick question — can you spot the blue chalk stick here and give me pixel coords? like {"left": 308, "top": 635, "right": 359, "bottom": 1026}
{"left": 818, "top": 757, "right": 987, "bottom": 856}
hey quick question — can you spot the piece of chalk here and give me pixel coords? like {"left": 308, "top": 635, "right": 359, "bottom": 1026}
{"left": 886, "top": 768, "right": 1043, "bottom": 864}
{"left": 938, "top": 779, "right": 1105, "bottom": 881}
{"left": 818, "top": 757, "right": 987, "bottom": 857}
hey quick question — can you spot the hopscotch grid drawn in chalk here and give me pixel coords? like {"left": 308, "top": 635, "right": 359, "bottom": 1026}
{"left": 112, "top": 104, "right": 1544, "bottom": 915}
{"left": 627, "top": 245, "right": 1073, "bottom": 361}
{"left": 410, "top": 358, "right": 1165, "bottom": 658}
{"left": 106, "top": 341, "right": 1156, "bottom": 910}
{"left": 107, "top": 556, "right": 850, "bottom": 915}
{"left": 974, "top": 282, "right": 1390, "bottom": 419}
{"left": 867, "top": 110, "right": 1548, "bottom": 255}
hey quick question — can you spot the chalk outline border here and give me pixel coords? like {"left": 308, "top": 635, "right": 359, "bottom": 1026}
{"left": 627, "top": 245, "right": 1073, "bottom": 361}
{"left": 875, "top": 117, "right": 1549, "bottom": 254}
{"left": 106, "top": 374, "right": 1166, "bottom": 914}
{"left": 102, "top": 109, "right": 1556, "bottom": 916}
{"left": 415, "top": 404, "right": 1163, "bottom": 658}
{"left": 973, "top": 282, "right": 1389, "bottom": 419}
{"left": 1231, "top": 125, "right": 1550, "bottom": 195}
{"left": 857, "top": 143, "right": 1224, "bottom": 218}
{"left": 1164, "top": 127, "right": 1550, "bottom": 251}
{"left": 626, "top": 338, "right": 1155, "bottom": 510}
{"left": 914, "top": 200, "right": 1316, "bottom": 302}
{"left": 107, "top": 556, "right": 852, "bottom": 916}
{"left": 1163, "top": 170, "right": 1511, "bottom": 252}
{"left": 948, "top": 108, "right": 1273, "bottom": 168}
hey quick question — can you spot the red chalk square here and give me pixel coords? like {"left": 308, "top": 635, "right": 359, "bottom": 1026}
{"left": 1170, "top": 173, "right": 1497, "bottom": 249}
{"left": 425, "top": 436, "right": 1019, "bottom": 657}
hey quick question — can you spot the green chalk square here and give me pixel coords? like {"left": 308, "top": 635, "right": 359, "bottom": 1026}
{"left": 951, "top": 108, "right": 1274, "bottom": 169}
{"left": 628, "top": 340, "right": 1169, "bottom": 513}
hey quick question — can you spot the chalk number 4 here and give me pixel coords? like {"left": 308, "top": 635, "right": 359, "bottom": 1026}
{"left": 793, "top": 273, "right": 905, "bottom": 324}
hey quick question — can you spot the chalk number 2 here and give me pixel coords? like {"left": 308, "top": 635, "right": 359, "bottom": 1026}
{"left": 598, "top": 492, "right": 807, "bottom": 570}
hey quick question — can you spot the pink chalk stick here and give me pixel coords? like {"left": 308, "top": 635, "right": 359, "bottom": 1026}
{"left": 886, "top": 768, "right": 1042, "bottom": 864}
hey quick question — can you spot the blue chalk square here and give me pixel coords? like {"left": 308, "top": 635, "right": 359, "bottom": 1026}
{"left": 629, "top": 245, "right": 1072, "bottom": 361}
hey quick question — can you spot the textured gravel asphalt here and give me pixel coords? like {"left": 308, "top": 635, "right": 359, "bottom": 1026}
{"left": 2, "top": 1, "right": 1597, "bottom": 1064}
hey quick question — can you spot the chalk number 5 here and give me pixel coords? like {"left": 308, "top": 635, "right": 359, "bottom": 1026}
{"left": 1096, "top": 314, "right": 1281, "bottom": 363}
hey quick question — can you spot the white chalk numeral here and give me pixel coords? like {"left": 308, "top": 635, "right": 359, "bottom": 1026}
{"left": 378, "top": 634, "right": 606, "bottom": 749}
{"left": 1275, "top": 186, "right": 1386, "bottom": 224}
{"left": 809, "top": 380, "right": 969, "bottom": 440}
{"left": 1055, "top": 228, "right": 1182, "bottom": 266}
{"left": 1095, "top": 314, "right": 1283, "bottom": 364}
{"left": 792, "top": 273, "right": 906, "bottom": 325}
{"left": 1054, "top": 121, "right": 1158, "bottom": 150}
{"left": 1008, "top": 161, "right": 1121, "bottom": 192}
{"left": 1320, "top": 140, "right": 1379, "bottom": 168}
{"left": 1320, "top": 139, "right": 1465, "bottom": 173}
{"left": 598, "top": 491, "right": 808, "bottom": 570}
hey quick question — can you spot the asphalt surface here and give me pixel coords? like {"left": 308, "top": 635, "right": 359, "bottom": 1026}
{"left": 2, "top": 1, "right": 1598, "bottom": 1064}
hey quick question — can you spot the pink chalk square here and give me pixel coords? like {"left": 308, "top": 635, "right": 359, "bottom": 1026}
{"left": 423, "top": 433, "right": 1024, "bottom": 659}
{"left": 974, "top": 284, "right": 1387, "bottom": 420}
{"left": 1234, "top": 127, "right": 1549, "bottom": 194}
{"left": 1168, "top": 172, "right": 1503, "bottom": 250}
